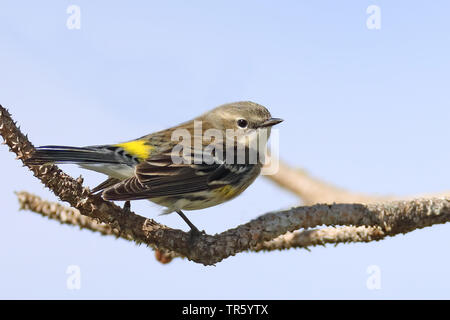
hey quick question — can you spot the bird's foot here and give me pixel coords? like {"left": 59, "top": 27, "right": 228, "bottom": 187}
{"left": 188, "top": 227, "right": 206, "bottom": 243}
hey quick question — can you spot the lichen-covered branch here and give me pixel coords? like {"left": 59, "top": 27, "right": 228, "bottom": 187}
{"left": 2, "top": 105, "right": 450, "bottom": 266}
{"left": 16, "top": 191, "right": 174, "bottom": 263}
{"left": 252, "top": 226, "right": 386, "bottom": 251}
{"left": 14, "top": 191, "right": 386, "bottom": 256}
{"left": 16, "top": 191, "right": 120, "bottom": 238}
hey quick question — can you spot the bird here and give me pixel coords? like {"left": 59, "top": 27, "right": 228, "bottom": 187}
{"left": 26, "top": 101, "right": 283, "bottom": 234}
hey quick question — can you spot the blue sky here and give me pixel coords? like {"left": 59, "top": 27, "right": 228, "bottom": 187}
{"left": 0, "top": 1, "right": 449, "bottom": 299}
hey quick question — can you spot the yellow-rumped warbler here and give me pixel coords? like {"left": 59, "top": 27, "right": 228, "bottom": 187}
{"left": 27, "top": 101, "right": 283, "bottom": 233}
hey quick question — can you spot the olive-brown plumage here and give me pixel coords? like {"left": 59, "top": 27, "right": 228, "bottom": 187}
{"left": 27, "top": 101, "right": 283, "bottom": 233}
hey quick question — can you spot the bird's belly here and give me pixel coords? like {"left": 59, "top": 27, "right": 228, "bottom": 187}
{"left": 149, "top": 172, "right": 259, "bottom": 212}
{"left": 148, "top": 190, "right": 237, "bottom": 211}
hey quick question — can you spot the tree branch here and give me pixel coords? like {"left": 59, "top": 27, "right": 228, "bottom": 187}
{"left": 14, "top": 191, "right": 386, "bottom": 256}
{"left": 265, "top": 158, "right": 450, "bottom": 204}
{"left": 2, "top": 105, "right": 449, "bottom": 265}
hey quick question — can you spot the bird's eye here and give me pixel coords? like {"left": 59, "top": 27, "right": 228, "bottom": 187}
{"left": 237, "top": 119, "right": 248, "bottom": 128}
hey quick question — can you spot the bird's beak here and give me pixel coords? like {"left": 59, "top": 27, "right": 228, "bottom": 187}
{"left": 259, "top": 118, "right": 284, "bottom": 128}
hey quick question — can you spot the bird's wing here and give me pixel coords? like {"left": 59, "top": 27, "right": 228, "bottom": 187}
{"left": 102, "top": 150, "right": 254, "bottom": 201}
{"left": 103, "top": 150, "right": 253, "bottom": 201}
{"left": 91, "top": 177, "right": 122, "bottom": 194}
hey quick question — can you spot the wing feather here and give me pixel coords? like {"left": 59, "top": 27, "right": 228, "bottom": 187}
{"left": 102, "top": 150, "right": 257, "bottom": 201}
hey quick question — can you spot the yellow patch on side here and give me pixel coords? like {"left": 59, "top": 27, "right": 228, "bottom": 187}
{"left": 214, "top": 185, "right": 241, "bottom": 200}
{"left": 115, "top": 140, "right": 154, "bottom": 160}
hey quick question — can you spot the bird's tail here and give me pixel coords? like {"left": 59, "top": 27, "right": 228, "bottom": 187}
{"left": 26, "top": 145, "right": 128, "bottom": 165}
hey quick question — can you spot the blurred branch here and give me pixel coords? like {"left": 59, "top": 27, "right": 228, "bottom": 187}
{"left": 2, "top": 105, "right": 450, "bottom": 266}
{"left": 265, "top": 158, "right": 450, "bottom": 204}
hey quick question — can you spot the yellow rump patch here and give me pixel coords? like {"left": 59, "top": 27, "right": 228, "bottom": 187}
{"left": 115, "top": 140, "right": 153, "bottom": 160}
{"left": 215, "top": 185, "right": 241, "bottom": 200}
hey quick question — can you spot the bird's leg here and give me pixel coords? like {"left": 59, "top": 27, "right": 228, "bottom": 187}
{"left": 123, "top": 201, "right": 131, "bottom": 214}
{"left": 175, "top": 210, "right": 202, "bottom": 236}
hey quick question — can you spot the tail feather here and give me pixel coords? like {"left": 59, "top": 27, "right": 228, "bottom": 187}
{"left": 26, "top": 145, "right": 128, "bottom": 165}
